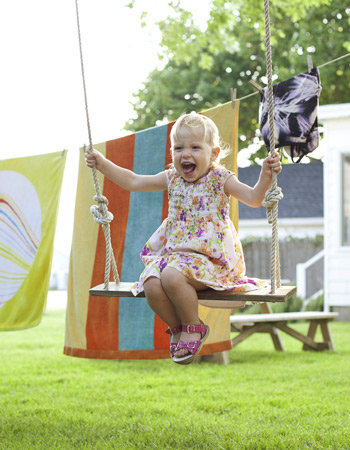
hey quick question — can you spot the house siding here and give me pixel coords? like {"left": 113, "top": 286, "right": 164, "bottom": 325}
{"left": 238, "top": 161, "right": 324, "bottom": 239}
{"left": 322, "top": 110, "right": 350, "bottom": 310}
{"left": 238, "top": 218, "right": 323, "bottom": 240}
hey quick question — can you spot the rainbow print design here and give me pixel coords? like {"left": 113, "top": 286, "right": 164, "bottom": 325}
{"left": 0, "top": 171, "right": 41, "bottom": 308}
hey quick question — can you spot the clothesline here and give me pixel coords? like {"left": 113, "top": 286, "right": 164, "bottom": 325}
{"left": 237, "top": 52, "right": 350, "bottom": 102}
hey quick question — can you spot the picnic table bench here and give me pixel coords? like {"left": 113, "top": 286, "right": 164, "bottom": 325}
{"left": 230, "top": 308, "right": 338, "bottom": 351}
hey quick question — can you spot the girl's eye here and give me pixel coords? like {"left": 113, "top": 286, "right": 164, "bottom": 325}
{"left": 174, "top": 147, "right": 182, "bottom": 151}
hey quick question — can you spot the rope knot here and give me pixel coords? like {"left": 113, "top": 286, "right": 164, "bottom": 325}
{"left": 94, "top": 194, "right": 109, "bottom": 206}
{"left": 90, "top": 195, "right": 114, "bottom": 225}
{"left": 262, "top": 186, "right": 283, "bottom": 224}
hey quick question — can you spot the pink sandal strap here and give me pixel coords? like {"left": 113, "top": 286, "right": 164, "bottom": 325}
{"left": 176, "top": 339, "right": 201, "bottom": 356}
{"left": 180, "top": 320, "right": 206, "bottom": 336}
{"left": 165, "top": 325, "right": 182, "bottom": 336}
{"left": 167, "top": 325, "right": 182, "bottom": 358}
{"left": 169, "top": 342, "right": 178, "bottom": 356}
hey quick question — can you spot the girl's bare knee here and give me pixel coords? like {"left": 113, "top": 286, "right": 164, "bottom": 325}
{"left": 161, "top": 267, "right": 206, "bottom": 292}
{"left": 143, "top": 277, "right": 162, "bottom": 297}
{"left": 160, "top": 267, "right": 184, "bottom": 291}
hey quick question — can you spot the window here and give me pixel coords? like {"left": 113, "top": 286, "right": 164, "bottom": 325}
{"left": 343, "top": 155, "right": 350, "bottom": 246}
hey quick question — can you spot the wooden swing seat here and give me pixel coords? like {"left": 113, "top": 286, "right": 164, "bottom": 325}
{"left": 89, "top": 282, "right": 296, "bottom": 308}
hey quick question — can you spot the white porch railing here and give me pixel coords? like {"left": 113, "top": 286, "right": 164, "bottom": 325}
{"left": 296, "top": 249, "right": 325, "bottom": 301}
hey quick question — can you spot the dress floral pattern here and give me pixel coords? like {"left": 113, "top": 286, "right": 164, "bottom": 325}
{"left": 131, "top": 166, "right": 266, "bottom": 295}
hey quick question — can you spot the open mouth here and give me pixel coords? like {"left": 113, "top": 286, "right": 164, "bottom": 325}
{"left": 182, "top": 162, "right": 196, "bottom": 177}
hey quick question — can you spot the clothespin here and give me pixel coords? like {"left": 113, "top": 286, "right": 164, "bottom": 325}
{"left": 230, "top": 87, "right": 237, "bottom": 108}
{"left": 249, "top": 79, "right": 264, "bottom": 94}
{"left": 307, "top": 54, "right": 313, "bottom": 72}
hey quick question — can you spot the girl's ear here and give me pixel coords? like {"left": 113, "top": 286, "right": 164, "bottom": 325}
{"left": 211, "top": 147, "right": 220, "bottom": 161}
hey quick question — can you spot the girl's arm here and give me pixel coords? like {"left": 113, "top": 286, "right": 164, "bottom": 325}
{"left": 85, "top": 147, "right": 168, "bottom": 192}
{"left": 224, "top": 152, "right": 282, "bottom": 207}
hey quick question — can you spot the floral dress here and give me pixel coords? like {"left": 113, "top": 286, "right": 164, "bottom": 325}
{"left": 131, "top": 166, "right": 266, "bottom": 295}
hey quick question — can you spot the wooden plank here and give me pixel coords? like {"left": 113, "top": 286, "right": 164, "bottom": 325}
{"left": 198, "top": 300, "right": 246, "bottom": 309}
{"left": 270, "top": 329, "right": 285, "bottom": 351}
{"left": 320, "top": 321, "right": 335, "bottom": 351}
{"left": 230, "top": 323, "right": 284, "bottom": 350}
{"left": 240, "top": 324, "right": 279, "bottom": 333}
{"left": 303, "top": 320, "right": 318, "bottom": 351}
{"left": 274, "top": 322, "right": 320, "bottom": 350}
{"left": 89, "top": 282, "right": 297, "bottom": 303}
{"left": 259, "top": 302, "right": 284, "bottom": 350}
{"left": 260, "top": 302, "right": 273, "bottom": 314}
{"left": 230, "top": 311, "right": 338, "bottom": 324}
{"left": 231, "top": 324, "right": 266, "bottom": 348}
{"left": 90, "top": 282, "right": 146, "bottom": 298}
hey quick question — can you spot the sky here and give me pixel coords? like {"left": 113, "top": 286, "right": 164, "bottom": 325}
{"left": 0, "top": 0, "right": 210, "bottom": 257}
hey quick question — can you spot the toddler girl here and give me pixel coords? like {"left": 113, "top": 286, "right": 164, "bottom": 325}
{"left": 85, "top": 113, "right": 281, "bottom": 365}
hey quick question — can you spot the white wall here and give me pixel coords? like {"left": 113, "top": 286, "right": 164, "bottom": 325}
{"left": 320, "top": 104, "right": 350, "bottom": 310}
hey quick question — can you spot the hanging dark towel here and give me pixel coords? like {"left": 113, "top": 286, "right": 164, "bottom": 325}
{"left": 259, "top": 67, "right": 321, "bottom": 163}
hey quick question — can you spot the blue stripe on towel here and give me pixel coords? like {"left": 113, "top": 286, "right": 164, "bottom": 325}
{"left": 118, "top": 124, "right": 168, "bottom": 350}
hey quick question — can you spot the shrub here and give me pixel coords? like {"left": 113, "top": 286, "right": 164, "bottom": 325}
{"left": 240, "top": 294, "right": 303, "bottom": 315}
{"left": 305, "top": 294, "right": 324, "bottom": 311}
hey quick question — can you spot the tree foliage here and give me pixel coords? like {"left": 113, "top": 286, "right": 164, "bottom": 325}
{"left": 126, "top": 0, "right": 350, "bottom": 162}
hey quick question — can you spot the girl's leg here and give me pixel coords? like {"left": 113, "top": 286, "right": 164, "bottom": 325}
{"left": 143, "top": 277, "right": 182, "bottom": 348}
{"left": 160, "top": 267, "right": 207, "bottom": 358}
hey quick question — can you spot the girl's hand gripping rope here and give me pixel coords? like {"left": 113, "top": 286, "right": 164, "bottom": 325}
{"left": 85, "top": 146, "right": 106, "bottom": 171}
{"left": 262, "top": 151, "right": 282, "bottom": 179}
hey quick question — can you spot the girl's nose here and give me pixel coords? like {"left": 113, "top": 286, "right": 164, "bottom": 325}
{"left": 182, "top": 147, "right": 191, "bottom": 157}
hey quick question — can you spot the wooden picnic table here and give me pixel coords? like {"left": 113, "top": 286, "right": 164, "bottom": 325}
{"left": 230, "top": 302, "right": 338, "bottom": 351}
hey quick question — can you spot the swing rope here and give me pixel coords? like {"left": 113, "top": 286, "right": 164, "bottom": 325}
{"left": 75, "top": 0, "right": 120, "bottom": 289}
{"left": 262, "top": 0, "right": 283, "bottom": 294}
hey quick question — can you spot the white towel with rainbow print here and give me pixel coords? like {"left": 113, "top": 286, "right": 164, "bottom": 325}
{"left": 0, "top": 151, "right": 66, "bottom": 330}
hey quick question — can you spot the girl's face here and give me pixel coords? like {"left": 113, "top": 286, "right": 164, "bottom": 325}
{"left": 171, "top": 125, "right": 218, "bottom": 182}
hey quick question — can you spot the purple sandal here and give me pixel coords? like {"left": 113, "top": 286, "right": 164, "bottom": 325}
{"left": 165, "top": 325, "right": 182, "bottom": 358}
{"left": 172, "top": 320, "right": 210, "bottom": 365}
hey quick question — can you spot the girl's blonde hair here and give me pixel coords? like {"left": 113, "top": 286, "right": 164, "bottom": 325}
{"left": 170, "top": 112, "right": 230, "bottom": 164}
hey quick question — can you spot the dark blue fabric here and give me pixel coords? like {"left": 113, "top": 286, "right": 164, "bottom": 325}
{"left": 259, "top": 68, "right": 321, "bottom": 163}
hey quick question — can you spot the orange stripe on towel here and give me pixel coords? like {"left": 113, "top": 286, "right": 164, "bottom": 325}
{"left": 86, "top": 134, "right": 135, "bottom": 351}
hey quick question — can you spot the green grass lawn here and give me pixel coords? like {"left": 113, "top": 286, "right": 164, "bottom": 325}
{"left": 1, "top": 309, "right": 349, "bottom": 449}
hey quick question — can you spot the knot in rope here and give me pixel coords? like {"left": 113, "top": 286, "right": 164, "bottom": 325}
{"left": 90, "top": 194, "right": 114, "bottom": 225}
{"left": 93, "top": 194, "right": 109, "bottom": 206}
{"left": 262, "top": 186, "right": 283, "bottom": 224}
